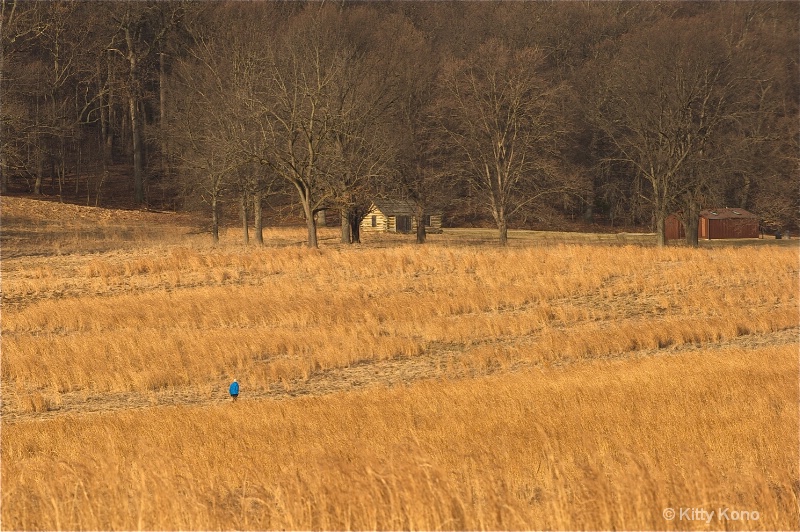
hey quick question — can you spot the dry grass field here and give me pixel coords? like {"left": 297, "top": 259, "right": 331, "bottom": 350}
{"left": 1, "top": 197, "right": 798, "bottom": 530}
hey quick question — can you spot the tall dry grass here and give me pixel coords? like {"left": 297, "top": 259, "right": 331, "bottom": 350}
{"left": 2, "top": 198, "right": 798, "bottom": 529}
{"left": 3, "top": 345, "right": 797, "bottom": 530}
{"left": 2, "top": 243, "right": 797, "bottom": 404}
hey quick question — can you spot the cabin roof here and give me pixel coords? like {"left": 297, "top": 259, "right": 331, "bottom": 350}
{"left": 371, "top": 199, "right": 416, "bottom": 216}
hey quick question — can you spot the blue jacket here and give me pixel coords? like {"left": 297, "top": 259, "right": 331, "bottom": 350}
{"left": 229, "top": 381, "right": 239, "bottom": 396}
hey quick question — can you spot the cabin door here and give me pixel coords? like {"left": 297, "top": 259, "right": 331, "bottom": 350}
{"left": 396, "top": 215, "right": 411, "bottom": 233}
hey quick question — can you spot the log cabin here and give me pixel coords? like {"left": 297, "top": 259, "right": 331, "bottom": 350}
{"left": 360, "top": 200, "right": 443, "bottom": 234}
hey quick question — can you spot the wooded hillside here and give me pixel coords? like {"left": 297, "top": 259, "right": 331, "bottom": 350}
{"left": 2, "top": 1, "right": 797, "bottom": 246}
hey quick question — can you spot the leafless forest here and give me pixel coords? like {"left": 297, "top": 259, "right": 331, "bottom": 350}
{"left": 2, "top": 1, "right": 798, "bottom": 246}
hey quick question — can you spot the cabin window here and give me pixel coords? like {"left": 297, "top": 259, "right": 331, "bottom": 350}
{"left": 423, "top": 214, "right": 431, "bottom": 227}
{"left": 371, "top": 215, "right": 377, "bottom": 227}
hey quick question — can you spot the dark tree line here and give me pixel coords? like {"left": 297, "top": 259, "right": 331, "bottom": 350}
{"left": 2, "top": 1, "right": 797, "bottom": 246}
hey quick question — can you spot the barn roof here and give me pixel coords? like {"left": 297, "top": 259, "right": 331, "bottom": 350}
{"left": 700, "top": 208, "right": 757, "bottom": 220}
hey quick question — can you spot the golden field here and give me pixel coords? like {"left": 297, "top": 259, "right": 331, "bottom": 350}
{"left": 1, "top": 197, "right": 798, "bottom": 530}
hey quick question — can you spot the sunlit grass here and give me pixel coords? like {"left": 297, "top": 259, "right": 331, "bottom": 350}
{"left": 3, "top": 346, "right": 797, "bottom": 530}
{"left": 3, "top": 243, "right": 797, "bottom": 401}
{"left": 1, "top": 197, "right": 797, "bottom": 530}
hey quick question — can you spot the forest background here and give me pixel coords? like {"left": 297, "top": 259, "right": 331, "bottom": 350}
{"left": 2, "top": 1, "right": 797, "bottom": 246}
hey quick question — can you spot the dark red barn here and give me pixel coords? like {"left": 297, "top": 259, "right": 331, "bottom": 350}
{"left": 666, "top": 208, "right": 759, "bottom": 241}
{"left": 698, "top": 208, "right": 759, "bottom": 239}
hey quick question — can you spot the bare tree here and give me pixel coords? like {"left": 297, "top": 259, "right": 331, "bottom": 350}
{"left": 437, "top": 40, "right": 568, "bottom": 245}
{"left": 248, "top": 8, "right": 352, "bottom": 249}
{"left": 322, "top": 8, "right": 420, "bottom": 244}
{"left": 170, "top": 31, "right": 251, "bottom": 244}
{"left": 1, "top": 1, "right": 106, "bottom": 201}
{"left": 718, "top": 3, "right": 800, "bottom": 234}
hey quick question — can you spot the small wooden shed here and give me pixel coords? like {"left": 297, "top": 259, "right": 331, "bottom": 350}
{"left": 699, "top": 208, "right": 759, "bottom": 239}
{"left": 667, "top": 208, "right": 759, "bottom": 240}
{"left": 360, "top": 200, "right": 442, "bottom": 234}
{"left": 665, "top": 214, "right": 685, "bottom": 241}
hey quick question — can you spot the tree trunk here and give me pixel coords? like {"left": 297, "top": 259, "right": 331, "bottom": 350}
{"left": 306, "top": 211, "right": 318, "bottom": 248}
{"left": 121, "top": 107, "right": 129, "bottom": 157}
{"left": 240, "top": 191, "right": 249, "bottom": 246}
{"left": 583, "top": 203, "right": 594, "bottom": 223}
{"left": 106, "top": 51, "right": 114, "bottom": 156}
{"left": 33, "top": 96, "right": 42, "bottom": 195}
{"left": 350, "top": 212, "right": 361, "bottom": 244}
{"left": 0, "top": 150, "right": 7, "bottom": 194}
{"left": 211, "top": 195, "right": 220, "bottom": 245}
{"left": 254, "top": 190, "right": 264, "bottom": 245}
{"left": 739, "top": 174, "right": 751, "bottom": 208}
{"left": 57, "top": 142, "right": 65, "bottom": 201}
{"left": 34, "top": 151, "right": 43, "bottom": 195}
{"left": 655, "top": 211, "right": 666, "bottom": 247}
{"left": 301, "top": 199, "right": 318, "bottom": 248}
{"left": 96, "top": 88, "right": 109, "bottom": 207}
{"left": 49, "top": 157, "right": 56, "bottom": 195}
{"left": 159, "top": 52, "right": 168, "bottom": 177}
{"left": 498, "top": 219, "right": 508, "bottom": 246}
{"left": 99, "top": 60, "right": 107, "bottom": 147}
{"left": 125, "top": 26, "right": 145, "bottom": 205}
{"left": 295, "top": 180, "right": 319, "bottom": 248}
{"left": 129, "top": 93, "right": 145, "bottom": 204}
{"left": 416, "top": 205, "right": 427, "bottom": 244}
{"left": 74, "top": 86, "right": 82, "bottom": 197}
{"left": 95, "top": 167, "right": 108, "bottom": 207}
{"left": 683, "top": 197, "right": 700, "bottom": 248}
{"left": 341, "top": 210, "right": 351, "bottom": 244}
{"left": 57, "top": 161, "right": 64, "bottom": 201}
{"left": 495, "top": 203, "right": 509, "bottom": 246}
{"left": 75, "top": 138, "right": 82, "bottom": 196}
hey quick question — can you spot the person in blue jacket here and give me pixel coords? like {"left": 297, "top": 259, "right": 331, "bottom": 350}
{"left": 229, "top": 379, "right": 239, "bottom": 402}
